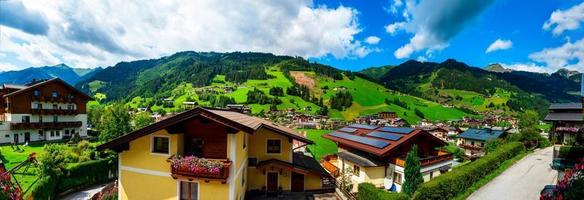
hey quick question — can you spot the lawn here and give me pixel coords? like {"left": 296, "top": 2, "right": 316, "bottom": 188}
{"left": 0, "top": 144, "right": 45, "bottom": 194}
{"left": 298, "top": 129, "right": 337, "bottom": 161}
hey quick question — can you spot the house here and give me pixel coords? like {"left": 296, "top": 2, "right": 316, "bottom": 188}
{"left": 97, "top": 107, "right": 333, "bottom": 200}
{"left": 322, "top": 124, "right": 453, "bottom": 192}
{"left": 182, "top": 101, "right": 197, "bottom": 110}
{"left": 226, "top": 104, "right": 250, "bottom": 114}
{"left": 0, "top": 78, "right": 91, "bottom": 144}
{"left": 456, "top": 128, "right": 506, "bottom": 157}
{"left": 378, "top": 111, "right": 397, "bottom": 120}
{"left": 545, "top": 102, "right": 584, "bottom": 145}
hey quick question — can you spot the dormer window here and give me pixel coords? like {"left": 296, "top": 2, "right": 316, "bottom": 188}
{"left": 52, "top": 91, "right": 59, "bottom": 98}
{"left": 34, "top": 90, "right": 40, "bottom": 97}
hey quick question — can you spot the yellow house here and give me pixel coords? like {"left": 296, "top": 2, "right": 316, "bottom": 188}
{"left": 98, "top": 107, "right": 333, "bottom": 200}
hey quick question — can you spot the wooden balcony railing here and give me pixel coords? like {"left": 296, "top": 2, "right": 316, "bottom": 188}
{"left": 10, "top": 121, "right": 83, "bottom": 130}
{"left": 31, "top": 95, "right": 75, "bottom": 103}
{"left": 322, "top": 160, "right": 340, "bottom": 178}
{"left": 459, "top": 144, "right": 484, "bottom": 151}
{"left": 395, "top": 153, "right": 454, "bottom": 167}
{"left": 31, "top": 108, "right": 78, "bottom": 115}
{"left": 170, "top": 157, "right": 231, "bottom": 183}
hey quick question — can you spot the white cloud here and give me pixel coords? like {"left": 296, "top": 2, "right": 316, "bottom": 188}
{"left": 485, "top": 39, "right": 512, "bottom": 53}
{"left": 0, "top": 62, "right": 19, "bottom": 72}
{"left": 528, "top": 37, "right": 584, "bottom": 72}
{"left": 543, "top": 2, "right": 584, "bottom": 35}
{"left": 388, "top": 0, "right": 403, "bottom": 14}
{"left": 386, "top": 0, "right": 494, "bottom": 59}
{"left": 500, "top": 63, "right": 550, "bottom": 73}
{"left": 385, "top": 22, "right": 406, "bottom": 35}
{"left": 364, "top": 36, "right": 381, "bottom": 45}
{"left": 0, "top": 0, "right": 375, "bottom": 69}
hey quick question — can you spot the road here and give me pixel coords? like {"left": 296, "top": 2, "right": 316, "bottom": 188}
{"left": 59, "top": 183, "right": 108, "bottom": 200}
{"left": 467, "top": 146, "right": 557, "bottom": 200}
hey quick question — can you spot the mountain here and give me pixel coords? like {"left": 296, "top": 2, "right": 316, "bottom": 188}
{"left": 485, "top": 63, "right": 512, "bottom": 73}
{"left": 0, "top": 64, "right": 100, "bottom": 85}
{"left": 359, "top": 65, "right": 394, "bottom": 80}
{"left": 76, "top": 51, "right": 472, "bottom": 124}
{"left": 376, "top": 59, "right": 580, "bottom": 117}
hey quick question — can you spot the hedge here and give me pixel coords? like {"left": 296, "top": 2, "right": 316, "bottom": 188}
{"left": 357, "top": 183, "right": 409, "bottom": 200}
{"left": 412, "top": 142, "right": 525, "bottom": 200}
{"left": 559, "top": 146, "right": 584, "bottom": 161}
{"left": 29, "top": 158, "right": 117, "bottom": 199}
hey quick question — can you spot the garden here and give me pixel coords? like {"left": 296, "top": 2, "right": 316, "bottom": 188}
{"left": 0, "top": 140, "right": 117, "bottom": 200}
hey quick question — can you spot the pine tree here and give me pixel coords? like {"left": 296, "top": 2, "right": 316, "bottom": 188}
{"left": 403, "top": 145, "right": 423, "bottom": 195}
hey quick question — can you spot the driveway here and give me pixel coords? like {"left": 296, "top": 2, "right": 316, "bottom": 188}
{"left": 467, "top": 146, "right": 557, "bottom": 200}
{"left": 59, "top": 183, "right": 109, "bottom": 200}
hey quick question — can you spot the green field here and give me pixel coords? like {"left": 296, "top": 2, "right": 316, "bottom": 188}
{"left": 438, "top": 89, "right": 512, "bottom": 113}
{"left": 299, "top": 129, "right": 337, "bottom": 161}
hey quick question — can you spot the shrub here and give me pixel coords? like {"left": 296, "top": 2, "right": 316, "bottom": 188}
{"left": 412, "top": 142, "right": 525, "bottom": 200}
{"left": 57, "top": 158, "right": 118, "bottom": 193}
{"left": 29, "top": 176, "right": 58, "bottom": 200}
{"left": 357, "top": 183, "right": 409, "bottom": 200}
{"left": 559, "top": 146, "right": 584, "bottom": 161}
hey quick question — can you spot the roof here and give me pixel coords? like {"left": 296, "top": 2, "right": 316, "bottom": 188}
{"left": 2, "top": 84, "right": 27, "bottom": 90}
{"left": 549, "top": 103, "right": 583, "bottom": 110}
{"left": 544, "top": 112, "right": 584, "bottom": 122}
{"left": 337, "top": 151, "right": 386, "bottom": 167}
{"left": 98, "top": 107, "right": 312, "bottom": 151}
{"left": 2, "top": 78, "right": 92, "bottom": 100}
{"left": 256, "top": 153, "right": 331, "bottom": 177}
{"left": 322, "top": 124, "right": 446, "bottom": 157}
{"left": 457, "top": 128, "right": 506, "bottom": 141}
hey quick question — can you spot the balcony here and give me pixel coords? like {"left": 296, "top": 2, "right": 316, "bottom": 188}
{"left": 31, "top": 108, "right": 78, "bottom": 115}
{"left": 555, "top": 127, "right": 581, "bottom": 133}
{"left": 31, "top": 95, "right": 75, "bottom": 103}
{"left": 169, "top": 155, "right": 231, "bottom": 183}
{"left": 10, "top": 121, "right": 83, "bottom": 130}
{"left": 459, "top": 143, "right": 484, "bottom": 151}
{"left": 395, "top": 151, "right": 454, "bottom": 167}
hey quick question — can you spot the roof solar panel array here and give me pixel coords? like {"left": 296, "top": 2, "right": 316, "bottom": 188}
{"left": 329, "top": 132, "right": 390, "bottom": 148}
{"left": 367, "top": 131, "right": 403, "bottom": 141}
{"left": 349, "top": 124, "right": 378, "bottom": 130}
{"left": 379, "top": 127, "right": 414, "bottom": 134}
{"left": 339, "top": 127, "right": 358, "bottom": 133}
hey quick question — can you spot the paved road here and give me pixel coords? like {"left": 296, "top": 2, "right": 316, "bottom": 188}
{"left": 468, "top": 147, "right": 557, "bottom": 200}
{"left": 59, "top": 184, "right": 108, "bottom": 200}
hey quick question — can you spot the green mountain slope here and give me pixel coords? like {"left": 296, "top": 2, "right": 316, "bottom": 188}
{"left": 77, "top": 52, "right": 471, "bottom": 124}
{"left": 359, "top": 65, "right": 394, "bottom": 80}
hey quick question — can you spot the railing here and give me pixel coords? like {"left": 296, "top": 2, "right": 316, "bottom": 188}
{"left": 459, "top": 144, "right": 483, "bottom": 151}
{"left": 322, "top": 160, "right": 340, "bottom": 178}
{"left": 395, "top": 153, "right": 454, "bottom": 167}
{"left": 10, "top": 121, "right": 83, "bottom": 130}
{"left": 31, "top": 95, "right": 75, "bottom": 103}
{"left": 170, "top": 157, "right": 231, "bottom": 181}
{"left": 31, "top": 108, "right": 78, "bottom": 115}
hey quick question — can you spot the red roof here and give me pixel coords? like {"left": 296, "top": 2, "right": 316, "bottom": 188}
{"left": 323, "top": 124, "right": 446, "bottom": 157}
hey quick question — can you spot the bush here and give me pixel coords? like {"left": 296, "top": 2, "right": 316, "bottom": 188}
{"left": 358, "top": 183, "right": 409, "bottom": 200}
{"left": 559, "top": 146, "right": 584, "bottom": 161}
{"left": 57, "top": 158, "right": 118, "bottom": 193}
{"left": 412, "top": 142, "right": 525, "bottom": 200}
{"left": 29, "top": 176, "right": 59, "bottom": 200}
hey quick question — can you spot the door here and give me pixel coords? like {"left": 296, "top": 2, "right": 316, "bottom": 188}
{"left": 13, "top": 134, "right": 19, "bottom": 144}
{"left": 24, "top": 132, "right": 30, "bottom": 143}
{"left": 267, "top": 172, "right": 278, "bottom": 192}
{"left": 291, "top": 172, "right": 304, "bottom": 192}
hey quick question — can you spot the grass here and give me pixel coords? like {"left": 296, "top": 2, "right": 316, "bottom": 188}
{"left": 438, "top": 88, "right": 513, "bottom": 114}
{"left": 453, "top": 150, "right": 530, "bottom": 200}
{"left": 0, "top": 144, "right": 46, "bottom": 194}
{"left": 298, "top": 129, "right": 337, "bottom": 161}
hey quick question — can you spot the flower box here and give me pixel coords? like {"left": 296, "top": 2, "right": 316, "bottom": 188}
{"left": 170, "top": 155, "right": 231, "bottom": 180}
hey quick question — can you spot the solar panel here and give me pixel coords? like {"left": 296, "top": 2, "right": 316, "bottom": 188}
{"left": 329, "top": 132, "right": 390, "bottom": 148}
{"left": 348, "top": 124, "right": 378, "bottom": 130}
{"left": 339, "top": 127, "right": 358, "bottom": 133}
{"left": 367, "top": 131, "right": 403, "bottom": 141}
{"left": 379, "top": 127, "right": 414, "bottom": 134}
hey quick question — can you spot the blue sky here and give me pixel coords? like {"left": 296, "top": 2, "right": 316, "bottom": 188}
{"left": 1, "top": 0, "right": 583, "bottom": 73}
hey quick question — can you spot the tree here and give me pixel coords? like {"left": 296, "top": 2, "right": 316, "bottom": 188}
{"left": 99, "top": 104, "right": 132, "bottom": 142}
{"left": 519, "top": 110, "right": 539, "bottom": 129}
{"left": 39, "top": 144, "right": 67, "bottom": 177}
{"left": 133, "top": 112, "right": 154, "bottom": 130}
{"left": 403, "top": 145, "right": 423, "bottom": 195}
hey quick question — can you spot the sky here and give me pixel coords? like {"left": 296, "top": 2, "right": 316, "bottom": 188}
{"left": 0, "top": 0, "right": 583, "bottom": 73}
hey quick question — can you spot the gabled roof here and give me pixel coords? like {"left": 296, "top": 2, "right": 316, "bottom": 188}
{"left": 2, "top": 78, "right": 92, "bottom": 100}
{"left": 98, "top": 107, "right": 312, "bottom": 151}
{"left": 257, "top": 153, "right": 331, "bottom": 178}
{"left": 457, "top": 128, "right": 506, "bottom": 141}
{"left": 337, "top": 151, "right": 386, "bottom": 167}
{"left": 549, "top": 103, "right": 582, "bottom": 110}
{"left": 544, "top": 113, "right": 584, "bottom": 122}
{"left": 322, "top": 124, "right": 446, "bottom": 157}
{"left": 2, "top": 84, "right": 27, "bottom": 90}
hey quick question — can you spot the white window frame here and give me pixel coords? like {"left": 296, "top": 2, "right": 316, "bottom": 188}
{"left": 151, "top": 135, "right": 171, "bottom": 156}
{"left": 177, "top": 180, "right": 200, "bottom": 200}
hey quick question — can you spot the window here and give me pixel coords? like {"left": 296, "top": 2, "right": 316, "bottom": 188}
{"left": 5, "top": 135, "right": 9, "bottom": 138}
{"left": 266, "top": 139, "right": 281, "bottom": 154}
{"left": 180, "top": 181, "right": 198, "bottom": 200}
{"left": 67, "top": 105, "right": 74, "bottom": 110}
{"left": 34, "top": 90, "right": 40, "bottom": 96}
{"left": 243, "top": 134, "right": 246, "bottom": 149}
{"left": 21, "top": 116, "right": 30, "bottom": 123}
{"left": 38, "top": 116, "right": 42, "bottom": 123}
{"left": 56, "top": 131, "right": 60, "bottom": 137}
{"left": 50, "top": 131, "right": 55, "bottom": 137}
{"left": 36, "top": 103, "right": 42, "bottom": 109}
{"left": 242, "top": 168, "right": 245, "bottom": 186}
{"left": 53, "top": 104, "right": 58, "bottom": 110}
{"left": 52, "top": 91, "right": 58, "bottom": 98}
{"left": 152, "top": 136, "right": 170, "bottom": 154}
{"left": 53, "top": 116, "right": 58, "bottom": 123}
{"left": 393, "top": 172, "right": 402, "bottom": 184}
{"left": 248, "top": 157, "right": 258, "bottom": 166}
{"left": 429, "top": 171, "right": 434, "bottom": 179}
{"left": 65, "top": 130, "right": 70, "bottom": 135}
{"left": 38, "top": 130, "right": 43, "bottom": 137}
{"left": 352, "top": 164, "right": 360, "bottom": 176}
{"left": 471, "top": 141, "right": 475, "bottom": 146}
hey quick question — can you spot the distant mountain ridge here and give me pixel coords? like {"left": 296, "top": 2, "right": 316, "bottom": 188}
{"left": 0, "top": 64, "right": 102, "bottom": 85}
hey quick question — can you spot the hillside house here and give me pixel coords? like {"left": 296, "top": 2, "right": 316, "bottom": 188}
{"left": 456, "top": 128, "right": 507, "bottom": 157}
{"left": 98, "top": 107, "right": 333, "bottom": 200}
{"left": 322, "top": 124, "right": 453, "bottom": 192}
